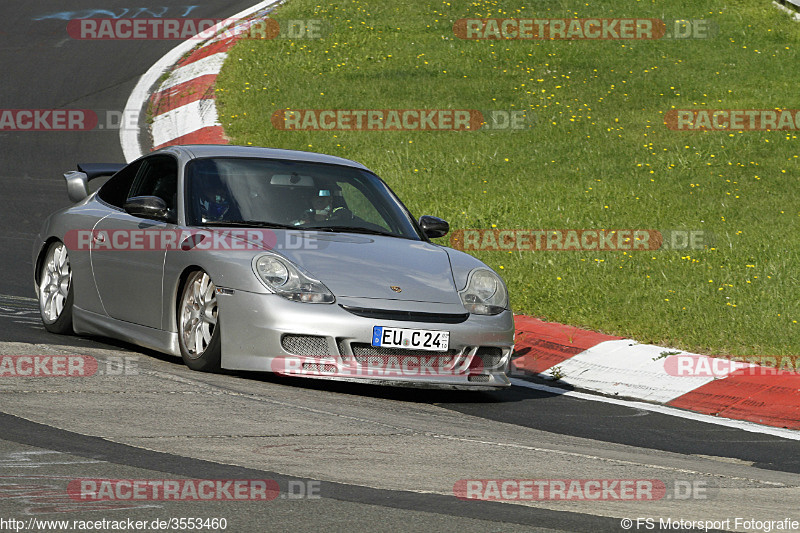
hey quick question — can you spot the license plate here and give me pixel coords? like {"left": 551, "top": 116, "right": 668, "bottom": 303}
{"left": 371, "top": 326, "right": 450, "bottom": 352}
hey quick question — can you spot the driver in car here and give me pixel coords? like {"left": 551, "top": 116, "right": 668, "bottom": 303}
{"left": 292, "top": 188, "right": 348, "bottom": 225}
{"left": 199, "top": 182, "right": 231, "bottom": 222}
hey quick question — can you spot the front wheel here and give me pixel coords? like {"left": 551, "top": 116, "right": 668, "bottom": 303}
{"left": 38, "top": 241, "right": 74, "bottom": 334}
{"left": 178, "top": 270, "right": 221, "bottom": 372}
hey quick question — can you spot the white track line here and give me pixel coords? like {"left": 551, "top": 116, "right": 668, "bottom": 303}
{"left": 511, "top": 378, "right": 800, "bottom": 441}
{"left": 119, "top": 0, "right": 284, "bottom": 162}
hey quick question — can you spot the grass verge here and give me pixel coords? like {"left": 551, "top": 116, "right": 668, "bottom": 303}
{"left": 216, "top": 0, "right": 800, "bottom": 356}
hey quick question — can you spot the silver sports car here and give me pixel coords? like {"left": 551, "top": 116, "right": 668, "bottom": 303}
{"left": 33, "top": 145, "right": 514, "bottom": 388}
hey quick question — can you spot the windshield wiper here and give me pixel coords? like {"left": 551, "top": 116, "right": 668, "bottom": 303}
{"left": 200, "top": 220, "right": 297, "bottom": 230}
{"left": 302, "top": 225, "right": 398, "bottom": 237}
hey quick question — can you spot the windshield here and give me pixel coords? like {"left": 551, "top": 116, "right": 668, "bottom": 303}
{"left": 185, "top": 157, "right": 421, "bottom": 239}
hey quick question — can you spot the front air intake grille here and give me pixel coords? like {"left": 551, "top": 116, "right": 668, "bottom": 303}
{"left": 302, "top": 362, "right": 337, "bottom": 373}
{"left": 473, "top": 347, "right": 505, "bottom": 369}
{"left": 340, "top": 305, "right": 469, "bottom": 324}
{"left": 468, "top": 374, "right": 491, "bottom": 383}
{"left": 350, "top": 343, "right": 458, "bottom": 365}
{"left": 281, "top": 334, "right": 330, "bottom": 357}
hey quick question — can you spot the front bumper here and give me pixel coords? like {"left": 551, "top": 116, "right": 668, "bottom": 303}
{"left": 216, "top": 290, "right": 515, "bottom": 389}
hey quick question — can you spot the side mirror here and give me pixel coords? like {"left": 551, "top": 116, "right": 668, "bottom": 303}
{"left": 419, "top": 215, "right": 449, "bottom": 239}
{"left": 64, "top": 171, "right": 89, "bottom": 203}
{"left": 124, "top": 196, "right": 169, "bottom": 220}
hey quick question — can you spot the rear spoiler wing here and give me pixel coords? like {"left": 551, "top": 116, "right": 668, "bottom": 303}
{"left": 64, "top": 163, "right": 126, "bottom": 202}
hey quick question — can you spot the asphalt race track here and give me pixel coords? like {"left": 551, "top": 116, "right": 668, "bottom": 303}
{"left": 1, "top": 3, "right": 799, "bottom": 532}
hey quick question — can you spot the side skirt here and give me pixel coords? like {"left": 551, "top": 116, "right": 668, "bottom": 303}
{"left": 73, "top": 305, "right": 180, "bottom": 357}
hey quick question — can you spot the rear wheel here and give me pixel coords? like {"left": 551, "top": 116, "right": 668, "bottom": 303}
{"left": 178, "top": 270, "right": 221, "bottom": 371}
{"left": 38, "top": 241, "right": 74, "bottom": 334}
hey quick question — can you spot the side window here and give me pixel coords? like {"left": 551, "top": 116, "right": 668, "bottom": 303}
{"left": 128, "top": 155, "right": 179, "bottom": 222}
{"left": 96, "top": 161, "right": 142, "bottom": 208}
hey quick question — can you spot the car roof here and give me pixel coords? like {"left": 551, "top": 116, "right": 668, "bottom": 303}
{"left": 157, "top": 144, "right": 371, "bottom": 171}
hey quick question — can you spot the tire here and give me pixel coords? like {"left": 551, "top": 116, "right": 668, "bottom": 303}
{"left": 38, "top": 241, "right": 75, "bottom": 334}
{"left": 178, "top": 270, "right": 221, "bottom": 372}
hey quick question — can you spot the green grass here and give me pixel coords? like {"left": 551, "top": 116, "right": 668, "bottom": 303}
{"left": 216, "top": 0, "right": 800, "bottom": 356}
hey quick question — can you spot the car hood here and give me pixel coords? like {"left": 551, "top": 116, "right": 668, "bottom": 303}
{"left": 270, "top": 231, "right": 461, "bottom": 304}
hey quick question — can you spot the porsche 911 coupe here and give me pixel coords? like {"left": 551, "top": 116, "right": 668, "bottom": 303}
{"left": 34, "top": 145, "right": 514, "bottom": 388}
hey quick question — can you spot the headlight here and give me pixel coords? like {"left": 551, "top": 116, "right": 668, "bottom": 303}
{"left": 459, "top": 269, "right": 508, "bottom": 315}
{"left": 256, "top": 256, "right": 289, "bottom": 286}
{"left": 252, "top": 254, "right": 334, "bottom": 303}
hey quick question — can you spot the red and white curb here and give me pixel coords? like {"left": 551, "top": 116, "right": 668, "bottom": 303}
{"left": 150, "top": 51, "right": 230, "bottom": 149}
{"left": 119, "top": 0, "right": 283, "bottom": 160}
{"left": 512, "top": 316, "right": 800, "bottom": 431}
{"left": 119, "top": 1, "right": 800, "bottom": 435}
